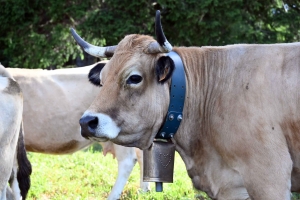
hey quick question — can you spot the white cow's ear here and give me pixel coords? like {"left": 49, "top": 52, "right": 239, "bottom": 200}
{"left": 155, "top": 56, "right": 175, "bottom": 84}
{"left": 88, "top": 62, "right": 106, "bottom": 86}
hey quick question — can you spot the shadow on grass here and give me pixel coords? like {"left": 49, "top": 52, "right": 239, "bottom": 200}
{"left": 83, "top": 142, "right": 103, "bottom": 153}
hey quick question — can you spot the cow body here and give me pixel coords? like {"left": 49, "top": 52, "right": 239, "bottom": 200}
{"left": 7, "top": 63, "right": 149, "bottom": 200}
{"left": 0, "top": 64, "right": 31, "bottom": 200}
{"left": 7, "top": 66, "right": 97, "bottom": 154}
{"left": 76, "top": 19, "right": 300, "bottom": 200}
{"left": 170, "top": 44, "right": 300, "bottom": 199}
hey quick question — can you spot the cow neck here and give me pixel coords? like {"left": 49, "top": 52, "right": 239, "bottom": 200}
{"left": 155, "top": 51, "right": 186, "bottom": 139}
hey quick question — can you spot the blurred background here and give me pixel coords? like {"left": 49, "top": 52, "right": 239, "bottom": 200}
{"left": 0, "top": 0, "right": 299, "bottom": 69}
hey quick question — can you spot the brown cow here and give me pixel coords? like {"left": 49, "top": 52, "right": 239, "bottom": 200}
{"left": 72, "top": 11, "right": 300, "bottom": 199}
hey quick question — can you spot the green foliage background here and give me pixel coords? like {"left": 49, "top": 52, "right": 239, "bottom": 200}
{"left": 0, "top": 0, "right": 299, "bottom": 69}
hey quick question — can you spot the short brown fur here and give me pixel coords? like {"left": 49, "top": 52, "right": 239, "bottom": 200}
{"left": 83, "top": 34, "right": 300, "bottom": 199}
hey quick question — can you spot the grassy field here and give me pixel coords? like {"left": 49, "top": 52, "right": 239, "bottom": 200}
{"left": 26, "top": 144, "right": 300, "bottom": 200}
{"left": 26, "top": 145, "right": 209, "bottom": 200}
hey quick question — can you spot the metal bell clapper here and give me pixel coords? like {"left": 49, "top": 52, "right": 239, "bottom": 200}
{"left": 143, "top": 139, "right": 176, "bottom": 192}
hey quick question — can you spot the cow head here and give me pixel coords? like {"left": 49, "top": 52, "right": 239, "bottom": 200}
{"left": 73, "top": 11, "right": 175, "bottom": 149}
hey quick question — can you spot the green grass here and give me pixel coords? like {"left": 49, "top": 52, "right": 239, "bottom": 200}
{"left": 27, "top": 145, "right": 300, "bottom": 200}
{"left": 27, "top": 146, "right": 209, "bottom": 200}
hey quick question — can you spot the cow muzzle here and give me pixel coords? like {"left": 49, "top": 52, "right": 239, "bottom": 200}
{"left": 79, "top": 115, "right": 98, "bottom": 139}
{"left": 79, "top": 112, "right": 120, "bottom": 141}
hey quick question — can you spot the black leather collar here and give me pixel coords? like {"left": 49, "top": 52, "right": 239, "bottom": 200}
{"left": 156, "top": 51, "right": 186, "bottom": 139}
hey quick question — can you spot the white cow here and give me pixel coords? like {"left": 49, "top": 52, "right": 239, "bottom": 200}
{"left": 0, "top": 64, "right": 31, "bottom": 200}
{"left": 7, "top": 61, "right": 149, "bottom": 200}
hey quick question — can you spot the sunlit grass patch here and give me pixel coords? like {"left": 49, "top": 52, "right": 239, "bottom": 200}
{"left": 27, "top": 146, "right": 206, "bottom": 199}
{"left": 27, "top": 146, "right": 300, "bottom": 199}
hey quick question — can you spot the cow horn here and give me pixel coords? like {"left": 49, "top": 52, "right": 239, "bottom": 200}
{"left": 70, "top": 28, "right": 116, "bottom": 58}
{"left": 145, "top": 10, "right": 172, "bottom": 54}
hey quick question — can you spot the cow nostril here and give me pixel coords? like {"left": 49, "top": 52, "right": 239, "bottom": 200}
{"left": 88, "top": 117, "right": 98, "bottom": 129}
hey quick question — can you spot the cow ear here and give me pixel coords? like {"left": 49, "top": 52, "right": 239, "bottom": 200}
{"left": 156, "top": 56, "right": 175, "bottom": 84}
{"left": 88, "top": 62, "right": 106, "bottom": 86}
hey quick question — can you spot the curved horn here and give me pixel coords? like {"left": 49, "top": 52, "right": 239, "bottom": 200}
{"left": 155, "top": 10, "right": 172, "bottom": 51}
{"left": 70, "top": 28, "right": 116, "bottom": 58}
{"left": 146, "top": 10, "right": 172, "bottom": 54}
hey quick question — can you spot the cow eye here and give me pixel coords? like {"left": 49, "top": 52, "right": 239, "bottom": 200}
{"left": 126, "top": 75, "right": 143, "bottom": 84}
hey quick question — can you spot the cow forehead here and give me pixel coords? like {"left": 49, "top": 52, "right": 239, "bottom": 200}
{"left": 99, "top": 34, "right": 161, "bottom": 82}
{"left": 102, "top": 54, "right": 157, "bottom": 82}
{"left": 116, "top": 34, "right": 156, "bottom": 51}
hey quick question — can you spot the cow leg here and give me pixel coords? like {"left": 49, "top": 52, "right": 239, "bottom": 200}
{"left": 9, "top": 167, "right": 21, "bottom": 200}
{"left": 241, "top": 158, "right": 292, "bottom": 200}
{"left": 0, "top": 187, "right": 7, "bottom": 200}
{"left": 6, "top": 186, "right": 14, "bottom": 200}
{"left": 233, "top": 135, "right": 292, "bottom": 200}
{"left": 107, "top": 145, "right": 137, "bottom": 200}
{"left": 134, "top": 148, "right": 151, "bottom": 192}
{"left": 9, "top": 154, "right": 21, "bottom": 200}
